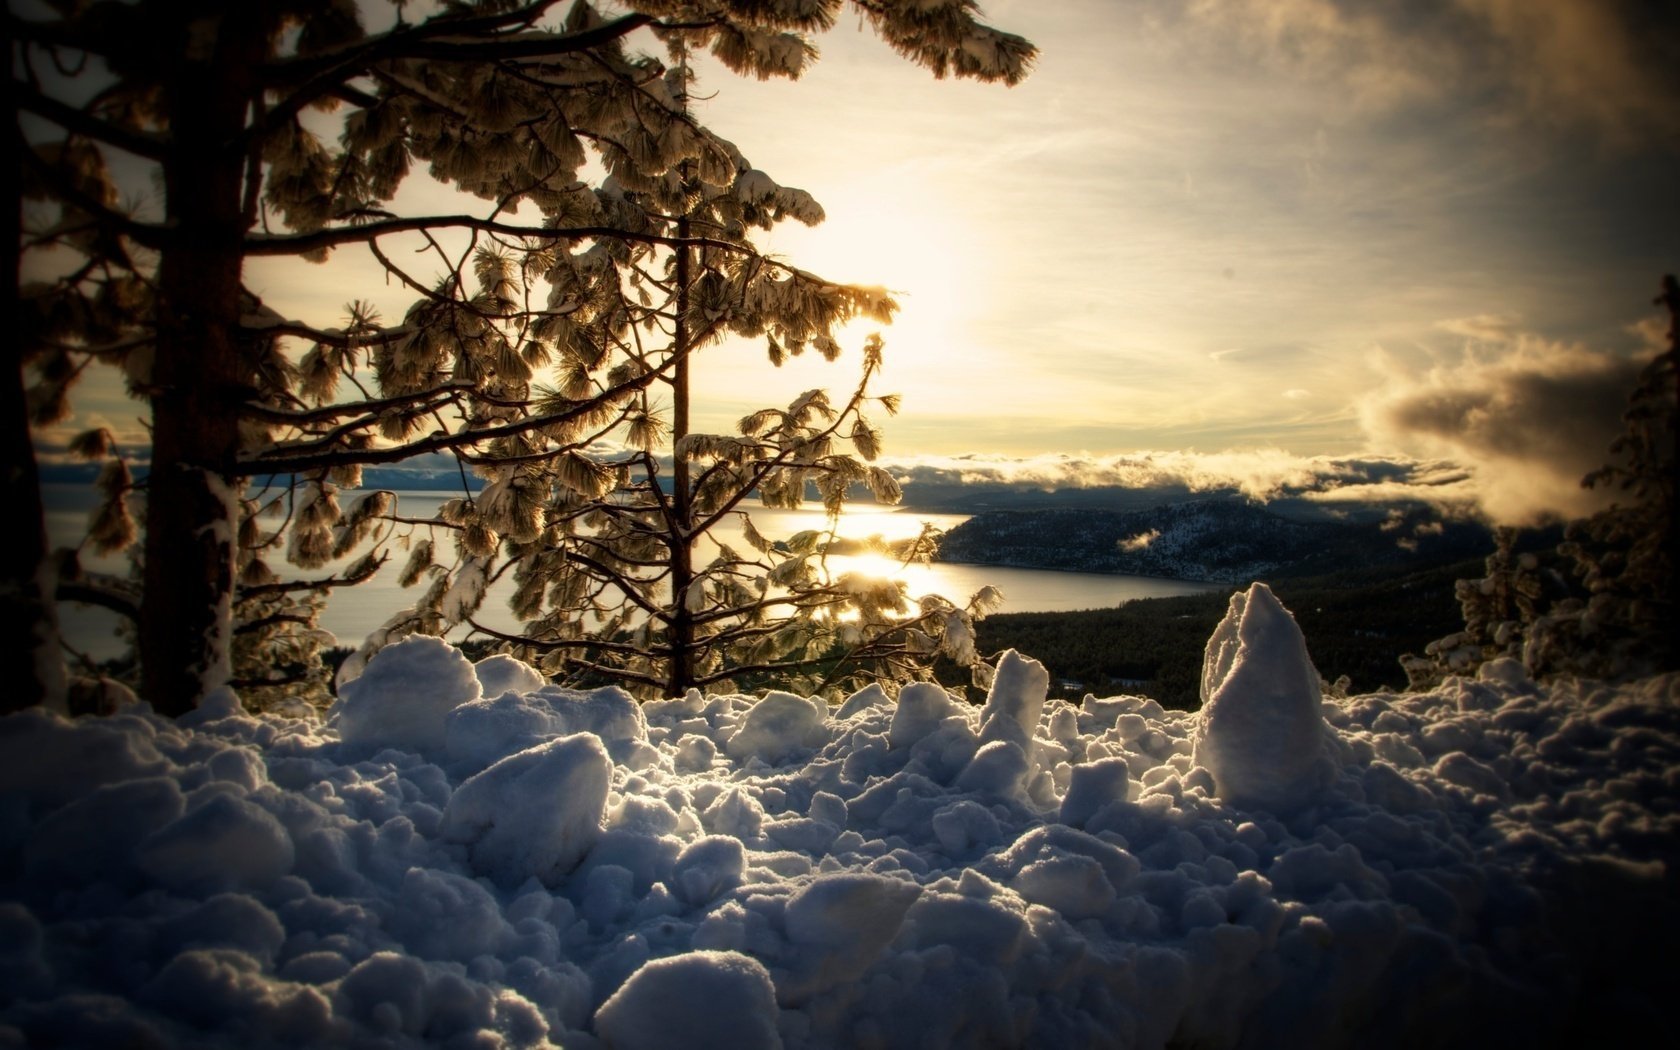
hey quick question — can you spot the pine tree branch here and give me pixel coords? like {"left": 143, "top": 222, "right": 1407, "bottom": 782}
{"left": 246, "top": 350, "right": 679, "bottom": 474}
{"left": 556, "top": 657, "right": 668, "bottom": 690}
{"left": 56, "top": 578, "right": 140, "bottom": 621}
{"left": 264, "top": 4, "right": 636, "bottom": 79}
{"left": 329, "top": 82, "right": 380, "bottom": 110}
{"left": 238, "top": 312, "right": 419, "bottom": 348}
{"left": 237, "top": 558, "right": 387, "bottom": 598}
{"left": 456, "top": 427, "right": 622, "bottom": 466}
{"left": 233, "top": 611, "right": 316, "bottom": 635}
{"left": 365, "top": 67, "right": 473, "bottom": 122}
{"left": 241, "top": 381, "right": 476, "bottom": 425}
{"left": 686, "top": 635, "right": 921, "bottom": 690}
{"left": 248, "top": 387, "right": 470, "bottom": 461}
{"left": 465, "top": 617, "right": 655, "bottom": 659}
{"left": 568, "top": 533, "right": 679, "bottom": 571}
{"left": 364, "top": 239, "right": 459, "bottom": 307}
{"left": 251, "top": 8, "right": 659, "bottom": 137}
{"left": 12, "top": 83, "right": 168, "bottom": 160}
{"left": 688, "top": 364, "right": 881, "bottom": 538}
{"left": 16, "top": 139, "right": 166, "bottom": 250}
{"left": 690, "top": 589, "right": 844, "bottom": 628}
{"left": 559, "top": 550, "right": 674, "bottom": 625}
{"left": 243, "top": 216, "right": 749, "bottom": 258}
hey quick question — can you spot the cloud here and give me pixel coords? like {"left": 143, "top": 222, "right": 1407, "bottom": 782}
{"left": 1118, "top": 529, "right": 1161, "bottom": 552}
{"left": 1462, "top": 0, "right": 1680, "bottom": 144}
{"left": 885, "top": 448, "right": 1468, "bottom": 507}
{"left": 1187, "top": 0, "right": 1680, "bottom": 144}
{"left": 1435, "top": 314, "right": 1522, "bottom": 342}
{"left": 882, "top": 346, "right": 1657, "bottom": 526}
{"left": 1186, "top": 0, "right": 1462, "bottom": 113}
{"left": 1360, "top": 334, "right": 1649, "bottom": 523}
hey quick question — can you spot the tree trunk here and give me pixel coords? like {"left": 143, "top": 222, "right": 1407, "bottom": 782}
{"left": 2, "top": 65, "right": 67, "bottom": 711}
{"left": 665, "top": 215, "right": 695, "bottom": 698}
{"left": 0, "top": 364, "right": 64, "bottom": 715}
{"left": 140, "top": 5, "right": 267, "bottom": 715}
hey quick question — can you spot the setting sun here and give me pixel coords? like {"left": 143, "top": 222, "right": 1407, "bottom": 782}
{"left": 689, "top": 169, "right": 989, "bottom": 429}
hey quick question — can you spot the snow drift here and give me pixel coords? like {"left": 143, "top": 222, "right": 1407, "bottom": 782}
{"left": 2, "top": 587, "right": 1677, "bottom": 1048}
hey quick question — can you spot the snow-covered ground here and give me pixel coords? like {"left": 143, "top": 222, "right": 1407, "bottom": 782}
{"left": 3, "top": 584, "right": 1676, "bottom": 1048}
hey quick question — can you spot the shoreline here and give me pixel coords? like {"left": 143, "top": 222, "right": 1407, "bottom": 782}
{"left": 930, "top": 556, "right": 1236, "bottom": 588}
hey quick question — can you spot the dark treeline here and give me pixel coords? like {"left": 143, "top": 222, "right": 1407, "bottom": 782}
{"left": 939, "top": 557, "right": 1491, "bottom": 709}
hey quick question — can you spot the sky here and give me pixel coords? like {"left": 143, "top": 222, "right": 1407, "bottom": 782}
{"left": 42, "top": 0, "right": 1680, "bottom": 522}
{"left": 665, "top": 0, "right": 1679, "bottom": 518}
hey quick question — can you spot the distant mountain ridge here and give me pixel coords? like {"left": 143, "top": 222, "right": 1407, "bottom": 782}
{"left": 39, "top": 455, "right": 484, "bottom": 492}
{"left": 933, "top": 498, "right": 1495, "bottom": 582}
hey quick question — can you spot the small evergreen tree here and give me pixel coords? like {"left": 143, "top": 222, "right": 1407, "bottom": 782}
{"left": 1405, "top": 275, "right": 1679, "bottom": 687}
{"left": 1526, "top": 275, "right": 1679, "bottom": 678}
{"left": 1400, "top": 527, "right": 1547, "bottom": 688}
{"left": 336, "top": 39, "right": 1004, "bottom": 698}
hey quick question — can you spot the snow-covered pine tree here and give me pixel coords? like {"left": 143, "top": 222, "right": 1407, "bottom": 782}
{"left": 473, "top": 326, "right": 1002, "bottom": 699}
{"left": 336, "top": 33, "right": 1006, "bottom": 698}
{"left": 1400, "top": 527, "right": 1546, "bottom": 688}
{"left": 12, "top": 1, "right": 1034, "bottom": 714}
{"left": 1404, "top": 275, "right": 1679, "bottom": 687}
{"left": 1526, "top": 275, "right": 1679, "bottom": 679}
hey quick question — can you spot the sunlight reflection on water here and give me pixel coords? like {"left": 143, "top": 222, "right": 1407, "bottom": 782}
{"left": 46, "top": 485, "right": 1219, "bottom": 659}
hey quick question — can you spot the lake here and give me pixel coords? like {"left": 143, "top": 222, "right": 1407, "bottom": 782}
{"left": 44, "top": 486, "right": 1222, "bottom": 661}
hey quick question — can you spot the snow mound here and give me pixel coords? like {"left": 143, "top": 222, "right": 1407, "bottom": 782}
{"left": 441, "top": 733, "right": 612, "bottom": 889}
{"left": 4, "top": 590, "right": 1679, "bottom": 1048}
{"left": 725, "top": 690, "right": 828, "bottom": 764}
{"left": 474, "top": 653, "right": 546, "bottom": 697}
{"left": 1193, "top": 582, "right": 1336, "bottom": 812}
{"left": 135, "top": 792, "right": 295, "bottom": 894}
{"left": 596, "top": 950, "right": 782, "bottom": 1050}
{"left": 977, "top": 649, "right": 1050, "bottom": 747}
{"left": 443, "top": 684, "right": 646, "bottom": 775}
{"left": 335, "top": 634, "right": 481, "bottom": 753}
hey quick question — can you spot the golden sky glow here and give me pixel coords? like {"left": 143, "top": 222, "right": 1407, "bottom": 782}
{"left": 40, "top": 1, "right": 1680, "bottom": 523}
{"left": 673, "top": 0, "right": 1679, "bottom": 479}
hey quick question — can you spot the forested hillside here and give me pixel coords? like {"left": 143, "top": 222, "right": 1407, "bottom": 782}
{"left": 943, "top": 557, "right": 1485, "bottom": 707}
{"left": 935, "top": 499, "right": 1496, "bottom": 582}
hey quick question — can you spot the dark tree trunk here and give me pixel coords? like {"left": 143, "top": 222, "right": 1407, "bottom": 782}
{"left": 140, "top": 5, "right": 268, "bottom": 715}
{"left": 2, "top": 57, "right": 66, "bottom": 711}
{"left": 665, "top": 214, "right": 695, "bottom": 698}
{"left": 0, "top": 365, "right": 62, "bottom": 715}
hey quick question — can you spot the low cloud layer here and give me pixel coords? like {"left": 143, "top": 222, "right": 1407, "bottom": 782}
{"left": 890, "top": 314, "right": 1655, "bottom": 527}
{"left": 886, "top": 449, "right": 1477, "bottom": 512}
{"left": 884, "top": 308, "right": 1657, "bottom": 526}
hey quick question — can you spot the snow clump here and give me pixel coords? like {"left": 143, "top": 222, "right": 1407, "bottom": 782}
{"left": 334, "top": 634, "right": 480, "bottom": 753}
{"left": 1193, "top": 582, "right": 1337, "bottom": 812}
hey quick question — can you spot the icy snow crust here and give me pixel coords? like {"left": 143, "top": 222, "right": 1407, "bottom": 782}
{"left": 4, "top": 595, "right": 1679, "bottom": 1048}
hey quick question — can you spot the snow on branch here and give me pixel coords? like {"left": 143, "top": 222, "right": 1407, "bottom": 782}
{"left": 243, "top": 216, "right": 761, "bottom": 258}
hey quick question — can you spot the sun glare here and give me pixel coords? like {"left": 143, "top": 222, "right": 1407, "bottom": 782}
{"left": 832, "top": 549, "right": 906, "bottom": 579}
{"left": 750, "top": 173, "right": 986, "bottom": 404}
